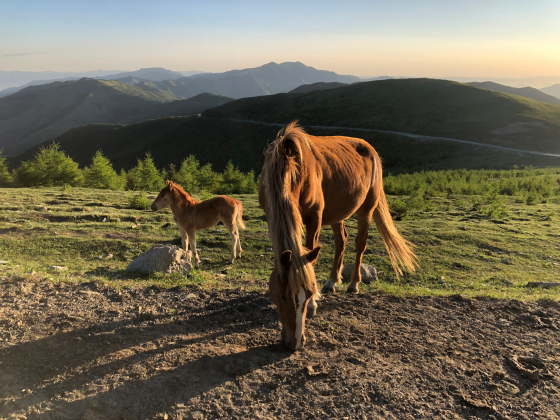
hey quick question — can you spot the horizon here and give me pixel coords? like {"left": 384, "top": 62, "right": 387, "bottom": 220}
{"left": 1, "top": 0, "right": 559, "bottom": 80}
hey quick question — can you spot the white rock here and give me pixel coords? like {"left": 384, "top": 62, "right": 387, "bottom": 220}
{"left": 127, "top": 244, "right": 192, "bottom": 274}
{"left": 49, "top": 266, "right": 68, "bottom": 271}
{"left": 341, "top": 264, "right": 378, "bottom": 284}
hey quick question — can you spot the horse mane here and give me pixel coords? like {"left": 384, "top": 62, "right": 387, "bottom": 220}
{"left": 167, "top": 180, "right": 197, "bottom": 203}
{"left": 263, "top": 121, "right": 318, "bottom": 300}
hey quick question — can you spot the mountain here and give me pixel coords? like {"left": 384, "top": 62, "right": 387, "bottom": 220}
{"left": 118, "top": 93, "right": 234, "bottom": 124}
{"left": 203, "top": 78, "right": 560, "bottom": 154}
{"left": 0, "top": 78, "right": 177, "bottom": 156}
{"left": 0, "top": 69, "right": 123, "bottom": 91}
{"left": 98, "top": 67, "right": 186, "bottom": 82}
{"left": 0, "top": 77, "right": 85, "bottom": 98}
{"left": 289, "top": 82, "right": 348, "bottom": 94}
{"left": 467, "top": 81, "right": 560, "bottom": 106}
{"left": 134, "top": 62, "right": 362, "bottom": 99}
{"left": 541, "top": 84, "right": 560, "bottom": 99}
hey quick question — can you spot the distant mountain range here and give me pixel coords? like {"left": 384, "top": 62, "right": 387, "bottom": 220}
{"left": 467, "top": 81, "right": 560, "bottom": 106}
{"left": 541, "top": 84, "right": 560, "bottom": 99}
{"left": 0, "top": 79, "right": 229, "bottom": 156}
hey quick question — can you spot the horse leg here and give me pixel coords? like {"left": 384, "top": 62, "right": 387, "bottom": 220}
{"left": 321, "top": 221, "right": 348, "bottom": 294}
{"left": 187, "top": 229, "right": 201, "bottom": 268}
{"left": 179, "top": 227, "right": 189, "bottom": 252}
{"left": 304, "top": 213, "right": 322, "bottom": 250}
{"left": 348, "top": 206, "right": 374, "bottom": 294}
{"left": 228, "top": 225, "right": 238, "bottom": 264}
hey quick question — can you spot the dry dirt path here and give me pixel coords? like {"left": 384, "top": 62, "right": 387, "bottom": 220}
{"left": 225, "top": 118, "right": 560, "bottom": 159}
{"left": 1, "top": 279, "right": 559, "bottom": 419}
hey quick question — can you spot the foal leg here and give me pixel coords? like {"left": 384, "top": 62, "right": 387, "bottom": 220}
{"left": 187, "top": 229, "right": 201, "bottom": 268}
{"left": 321, "top": 222, "right": 348, "bottom": 294}
{"left": 348, "top": 207, "right": 374, "bottom": 294}
{"left": 179, "top": 227, "right": 189, "bottom": 252}
{"left": 304, "top": 214, "right": 322, "bottom": 317}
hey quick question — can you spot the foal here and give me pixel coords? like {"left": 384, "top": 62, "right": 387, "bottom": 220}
{"left": 151, "top": 180, "right": 245, "bottom": 266}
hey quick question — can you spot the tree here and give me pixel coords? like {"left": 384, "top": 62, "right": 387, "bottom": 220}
{"left": 0, "top": 150, "right": 12, "bottom": 187}
{"left": 126, "top": 153, "right": 164, "bottom": 191}
{"left": 176, "top": 155, "right": 200, "bottom": 193}
{"left": 13, "top": 143, "right": 83, "bottom": 187}
{"left": 218, "top": 161, "right": 246, "bottom": 194}
{"left": 83, "top": 150, "right": 121, "bottom": 189}
{"left": 198, "top": 163, "right": 219, "bottom": 193}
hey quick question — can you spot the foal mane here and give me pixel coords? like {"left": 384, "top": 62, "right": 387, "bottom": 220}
{"left": 263, "top": 121, "right": 318, "bottom": 300}
{"left": 167, "top": 180, "right": 196, "bottom": 202}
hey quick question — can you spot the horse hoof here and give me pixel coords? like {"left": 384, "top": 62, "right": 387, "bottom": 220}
{"left": 228, "top": 259, "right": 234, "bottom": 265}
{"left": 346, "top": 286, "right": 359, "bottom": 294}
{"left": 306, "top": 306, "right": 317, "bottom": 319}
{"left": 320, "top": 286, "right": 335, "bottom": 294}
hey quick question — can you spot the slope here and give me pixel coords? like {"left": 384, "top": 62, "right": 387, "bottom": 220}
{"left": 541, "top": 84, "right": 560, "bottom": 99}
{"left": 0, "top": 78, "right": 177, "bottom": 156}
{"left": 203, "top": 78, "right": 560, "bottom": 154}
{"left": 289, "top": 82, "right": 348, "bottom": 93}
{"left": 467, "top": 81, "right": 560, "bottom": 106}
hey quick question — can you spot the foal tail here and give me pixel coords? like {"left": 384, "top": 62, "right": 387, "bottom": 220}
{"left": 235, "top": 200, "right": 246, "bottom": 229}
{"left": 371, "top": 152, "right": 418, "bottom": 278}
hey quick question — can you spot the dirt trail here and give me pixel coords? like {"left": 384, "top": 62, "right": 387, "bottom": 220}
{"left": 0, "top": 278, "right": 559, "bottom": 419}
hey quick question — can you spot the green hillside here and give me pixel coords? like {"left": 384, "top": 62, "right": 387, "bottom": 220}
{"left": 14, "top": 118, "right": 560, "bottom": 174}
{"left": 467, "top": 81, "right": 560, "bottom": 106}
{"left": 203, "top": 78, "right": 560, "bottom": 153}
{"left": 289, "top": 82, "right": 348, "bottom": 93}
{"left": 0, "top": 78, "right": 177, "bottom": 157}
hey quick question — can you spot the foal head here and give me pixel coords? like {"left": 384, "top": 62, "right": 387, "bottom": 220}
{"left": 269, "top": 246, "right": 321, "bottom": 351}
{"left": 151, "top": 180, "right": 175, "bottom": 211}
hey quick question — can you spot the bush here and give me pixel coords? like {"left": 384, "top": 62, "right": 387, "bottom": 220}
{"left": 129, "top": 194, "right": 151, "bottom": 210}
{"left": 176, "top": 155, "right": 200, "bottom": 193}
{"left": 13, "top": 143, "right": 83, "bottom": 187}
{"left": 83, "top": 151, "right": 122, "bottom": 189}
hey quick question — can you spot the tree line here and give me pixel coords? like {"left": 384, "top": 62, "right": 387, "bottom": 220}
{"left": 0, "top": 144, "right": 258, "bottom": 194}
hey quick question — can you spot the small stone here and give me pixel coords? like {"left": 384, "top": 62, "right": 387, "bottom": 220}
{"left": 127, "top": 245, "right": 191, "bottom": 274}
{"left": 49, "top": 266, "right": 68, "bottom": 271}
{"left": 500, "top": 259, "right": 511, "bottom": 265}
{"left": 341, "top": 264, "right": 378, "bottom": 284}
{"left": 0, "top": 260, "right": 8, "bottom": 264}
{"left": 265, "top": 248, "right": 273, "bottom": 252}
{"left": 104, "top": 253, "right": 113, "bottom": 259}
{"left": 184, "top": 293, "right": 198, "bottom": 300}
{"left": 95, "top": 256, "right": 103, "bottom": 260}
{"left": 39, "top": 207, "right": 47, "bottom": 212}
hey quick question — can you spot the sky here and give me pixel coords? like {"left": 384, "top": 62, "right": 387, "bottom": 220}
{"left": 1, "top": 0, "right": 559, "bottom": 79}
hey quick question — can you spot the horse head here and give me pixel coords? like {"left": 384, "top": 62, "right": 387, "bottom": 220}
{"left": 151, "top": 180, "right": 174, "bottom": 211}
{"left": 268, "top": 246, "right": 321, "bottom": 351}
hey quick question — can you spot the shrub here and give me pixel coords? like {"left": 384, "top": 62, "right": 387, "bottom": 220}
{"left": 176, "top": 155, "right": 200, "bottom": 193}
{"left": 129, "top": 194, "right": 151, "bottom": 210}
{"left": 126, "top": 153, "right": 164, "bottom": 191}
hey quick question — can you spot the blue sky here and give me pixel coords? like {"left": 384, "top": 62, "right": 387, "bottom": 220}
{"left": 1, "top": 0, "right": 559, "bottom": 77}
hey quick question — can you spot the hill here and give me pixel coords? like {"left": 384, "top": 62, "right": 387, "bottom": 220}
{"left": 203, "top": 78, "right": 560, "bottom": 154}
{"left": 0, "top": 78, "right": 177, "bottom": 156}
{"left": 467, "top": 81, "right": 560, "bottom": 105}
{"left": 541, "top": 84, "right": 560, "bottom": 99}
{"left": 118, "top": 93, "right": 234, "bottom": 124}
{"left": 14, "top": 118, "right": 560, "bottom": 175}
{"left": 289, "top": 82, "right": 348, "bottom": 94}
{"left": 98, "top": 67, "right": 186, "bottom": 82}
{"left": 135, "top": 62, "right": 361, "bottom": 99}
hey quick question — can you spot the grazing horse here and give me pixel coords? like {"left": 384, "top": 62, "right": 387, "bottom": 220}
{"left": 259, "top": 122, "right": 418, "bottom": 350}
{"left": 151, "top": 180, "right": 245, "bottom": 266}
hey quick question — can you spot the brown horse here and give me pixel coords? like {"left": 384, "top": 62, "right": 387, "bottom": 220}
{"left": 259, "top": 122, "right": 418, "bottom": 350}
{"left": 151, "top": 180, "right": 245, "bottom": 266}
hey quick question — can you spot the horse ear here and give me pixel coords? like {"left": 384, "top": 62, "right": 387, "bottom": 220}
{"left": 304, "top": 246, "right": 321, "bottom": 266}
{"left": 280, "top": 250, "right": 292, "bottom": 268}
{"left": 166, "top": 180, "right": 173, "bottom": 189}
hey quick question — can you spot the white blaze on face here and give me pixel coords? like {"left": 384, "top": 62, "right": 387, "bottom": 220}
{"left": 295, "top": 287, "right": 306, "bottom": 349}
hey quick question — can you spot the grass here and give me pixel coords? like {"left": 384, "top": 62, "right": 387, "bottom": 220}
{"left": 0, "top": 186, "right": 559, "bottom": 301}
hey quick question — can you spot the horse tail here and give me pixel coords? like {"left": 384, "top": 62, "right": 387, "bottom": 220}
{"left": 371, "top": 151, "right": 418, "bottom": 278}
{"left": 235, "top": 200, "right": 246, "bottom": 229}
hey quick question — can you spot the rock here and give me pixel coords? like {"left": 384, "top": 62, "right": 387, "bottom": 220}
{"left": 500, "top": 258, "right": 512, "bottom": 265}
{"left": 104, "top": 253, "right": 113, "bottom": 259}
{"left": 49, "top": 266, "right": 67, "bottom": 271}
{"left": 127, "top": 244, "right": 192, "bottom": 274}
{"left": 0, "top": 260, "right": 7, "bottom": 264}
{"left": 95, "top": 256, "right": 103, "bottom": 260}
{"left": 341, "top": 264, "right": 377, "bottom": 284}
{"left": 39, "top": 207, "right": 47, "bottom": 212}
{"left": 265, "top": 248, "right": 273, "bottom": 252}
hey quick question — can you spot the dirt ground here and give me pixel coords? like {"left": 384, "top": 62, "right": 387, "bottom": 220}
{"left": 0, "top": 279, "right": 559, "bottom": 420}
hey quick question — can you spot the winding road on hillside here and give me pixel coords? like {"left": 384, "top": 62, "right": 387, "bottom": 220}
{"left": 223, "top": 118, "right": 560, "bottom": 158}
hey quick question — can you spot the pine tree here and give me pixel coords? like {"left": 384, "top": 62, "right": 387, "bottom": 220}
{"left": 83, "top": 151, "right": 121, "bottom": 189}
{"left": 176, "top": 155, "right": 200, "bottom": 193}
{"left": 198, "top": 163, "right": 218, "bottom": 193}
{"left": 13, "top": 143, "right": 83, "bottom": 187}
{"left": 126, "top": 153, "right": 164, "bottom": 191}
{"left": 0, "top": 150, "right": 12, "bottom": 187}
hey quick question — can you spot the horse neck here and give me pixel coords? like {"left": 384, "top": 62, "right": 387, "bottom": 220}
{"left": 169, "top": 188, "right": 197, "bottom": 215}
